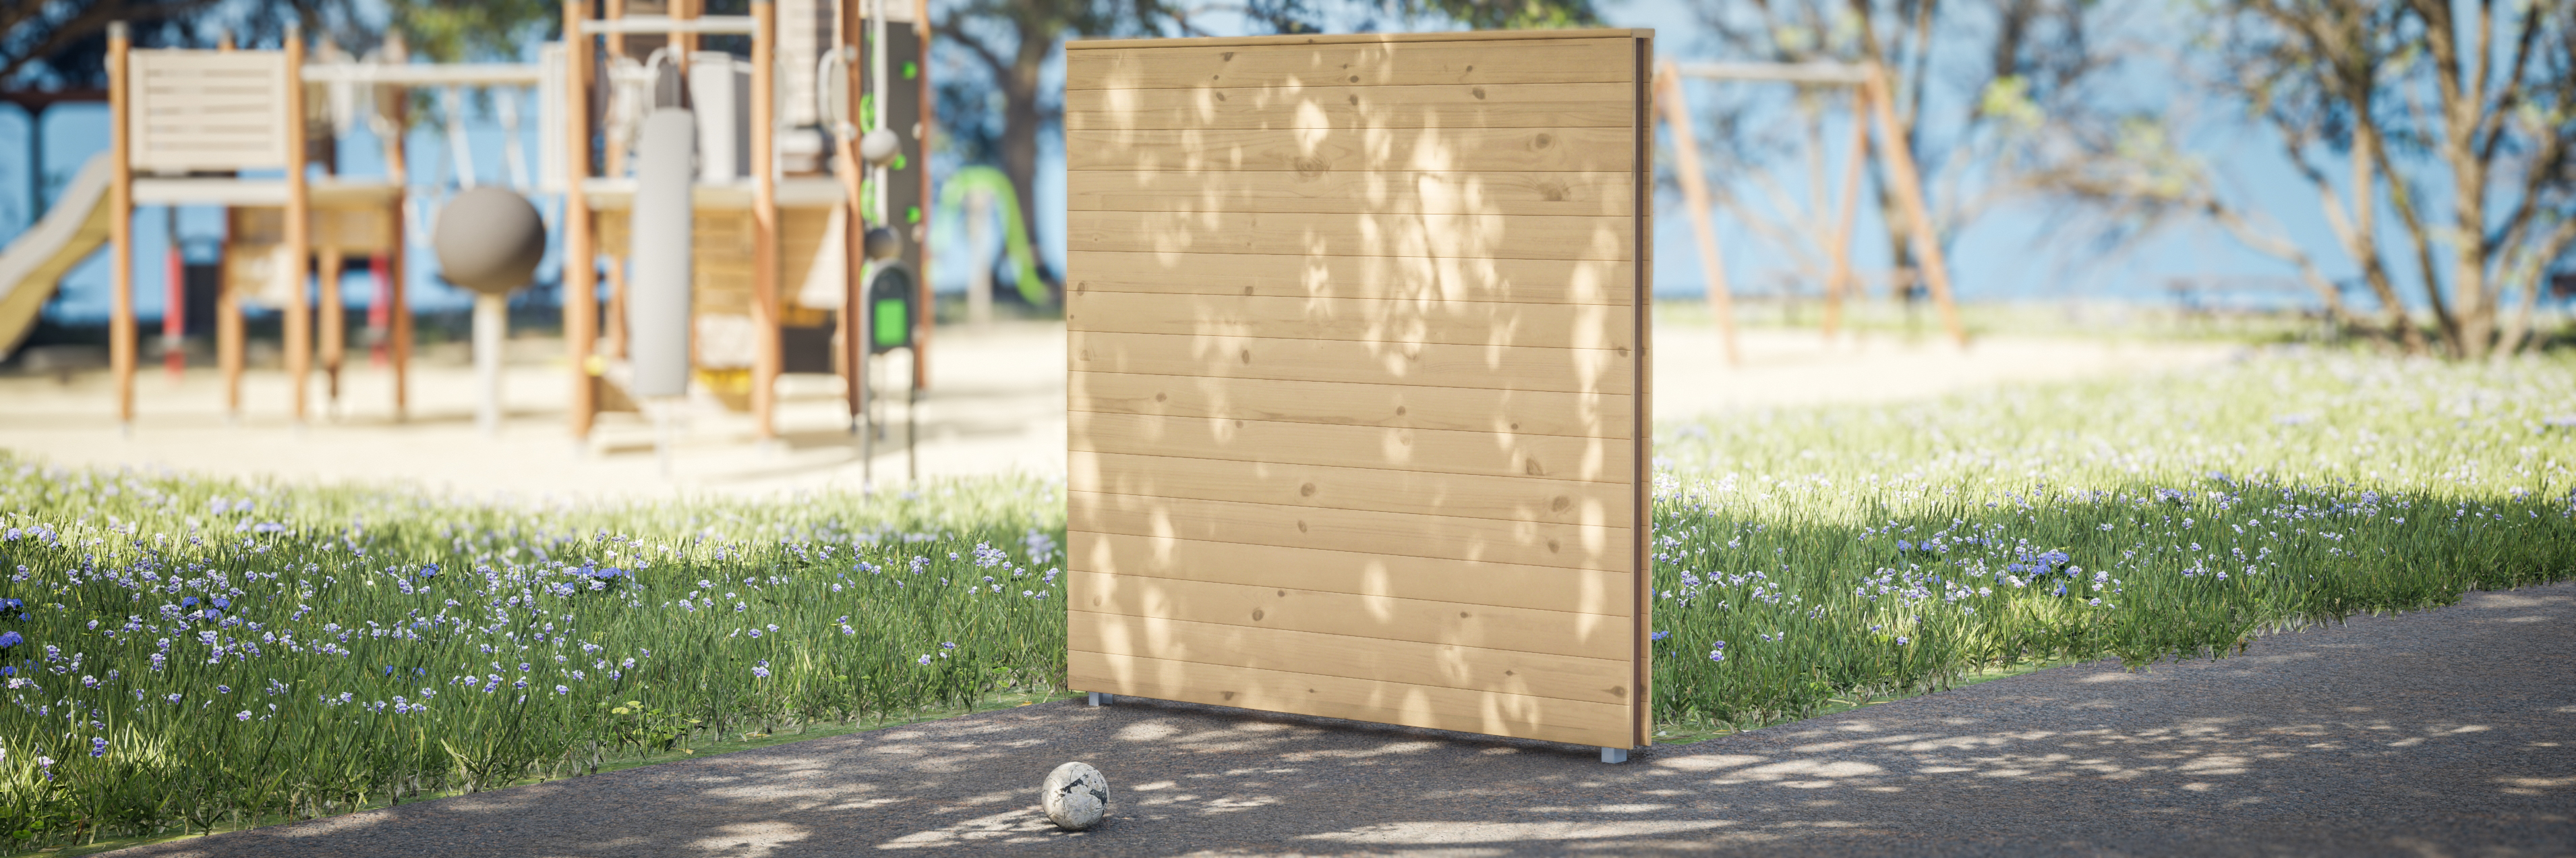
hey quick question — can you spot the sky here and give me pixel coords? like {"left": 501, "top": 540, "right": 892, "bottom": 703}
{"left": 13, "top": 0, "right": 2389, "bottom": 326}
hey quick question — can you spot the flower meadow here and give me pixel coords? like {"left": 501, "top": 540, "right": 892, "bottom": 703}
{"left": 1644, "top": 351, "right": 2576, "bottom": 730}
{"left": 0, "top": 476, "right": 1067, "bottom": 850}
{"left": 2, "top": 350, "right": 2573, "bottom": 850}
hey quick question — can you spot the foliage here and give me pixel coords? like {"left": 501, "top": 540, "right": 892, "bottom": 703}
{"left": 2172, "top": 1, "right": 2573, "bottom": 359}
{"left": 0, "top": 474, "right": 1065, "bottom": 851}
{"left": 1672, "top": 1, "right": 2159, "bottom": 304}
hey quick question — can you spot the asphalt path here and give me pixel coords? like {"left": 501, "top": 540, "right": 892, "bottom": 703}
{"left": 111, "top": 582, "right": 2575, "bottom": 857}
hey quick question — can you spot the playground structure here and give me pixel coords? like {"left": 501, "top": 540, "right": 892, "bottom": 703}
{"left": 1064, "top": 29, "right": 1656, "bottom": 759}
{"left": 0, "top": 0, "right": 949, "bottom": 461}
{"left": 1656, "top": 59, "right": 1966, "bottom": 363}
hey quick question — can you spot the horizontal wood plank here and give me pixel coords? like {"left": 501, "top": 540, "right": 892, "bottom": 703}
{"left": 1065, "top": 82, "right": 1637, "bottom": 131}
{"left": 1071, "top": 449, "right": 1633, "bottom": 527}
{"left": 1069, "top": 650, "right": 1633, "bottom": 748}
{"left": 1068, "top": 209, "right": 1630, "bottom": 263}
{"left": 1068, "top": 331, "right": 1636, "bottom": 395}
{"left": 1069, "top": 250, "right": 1634, "bottom": 306}
{"left": 1067, "top": 169, "right": 1632, "bottom": 217}
{"left": 1069, "top": 530, "right": 1630, "bottom": 616}
{"left": 1071, "top": 410, "right": 1631, "bottom": 484}
{"left": 1067, "top": 126, "right": 1632, "bottom": 175}
{"left": 1066, "top": 37, "right": 1637, "bottom": 90}
{"left": 1072, "top": 611, "right": 1632, "bottom": 706}
{"left": 1068, "top": 488, "right": 1632, "bottom": 571}
{"left": 1067, "top": 29, "right": 1649, "bottom": 51}
{"left": 1068, "top": 371, "right": 1629, "bottom": 439}
{"left": 1065, "top": 290, "right": 1630, "bottom": 351}
{"left": 1065, "top": 570, "right": 1629, "bottom": 660}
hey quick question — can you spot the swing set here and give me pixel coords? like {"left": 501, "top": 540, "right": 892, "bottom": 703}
{"left": 1655, "top": 59, "right": 1968, "bottom": 364}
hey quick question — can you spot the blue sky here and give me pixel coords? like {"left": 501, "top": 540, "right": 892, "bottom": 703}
{"left": 15, "top": 0, "right": 2368, "bottom": 324}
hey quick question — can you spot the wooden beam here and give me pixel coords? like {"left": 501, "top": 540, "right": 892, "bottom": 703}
{"left": 1653, "top": 61, "right": 1737, "bottom": 366}
{"left": 319, "top": 248, "right": 343, "bottom": 409}
{"left": 1861, "top": 65, "right": 1967, "bottom": 347}
{"left": 1821, "top": 92, "right": 1867, "bottom": 341}
{"left": 285, "top": 25, "right": 313, "bottom": 423}
{"left": 109, "top": 23, "right": 136, "bottom": 429}
{"left": 566, "top": 0, "right": 600, "bottom": 439}
{"left": 751, "top": 0, "right": 781, "bottom": 440}
{"left": 382, "top": 33, "right": 411, "bottom": 421}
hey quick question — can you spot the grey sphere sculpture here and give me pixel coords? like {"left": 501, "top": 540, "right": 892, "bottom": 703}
{"left": 863, "top": 226, "right": 903, "bottom": 262}
{"left": 432, "top": 188, "right": 548, "bottom": 297}
{"left": 1040, "top": 762, "right": 1107, "bottom": 832}
{"left": 858, "top": 127, "right": 902, "bottom": 165}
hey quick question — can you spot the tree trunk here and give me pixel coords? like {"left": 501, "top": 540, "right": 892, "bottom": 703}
{"left": 997, "top": 27, "right": 1051, "bottom": 279}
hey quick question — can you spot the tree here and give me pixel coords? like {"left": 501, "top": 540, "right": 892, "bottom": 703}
{"left": 2208, "top": 0, "right": 2576, "bottom": 358}
{"left": 933, "top": 0, "right": 1599, "bottom": 285}
{"left": 1680, "top": 1, "right": 2142, "bottom": 304}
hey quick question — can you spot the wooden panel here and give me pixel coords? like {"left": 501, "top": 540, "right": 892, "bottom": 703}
{"left": 1071, "top": 450, "right": 1633, "bottom": 527}
{"left": 1069, "top": 331, "right": 1635, "bottom": 395}
{"left": 1066, "top": 290, "right": 1629, "bottom": 351}
{"left": 1067, "top": 126, "right": 1631, "bottom": 175}
{"left": 1071, "top": 650, "right": 1634, "bottom": 748}
{"left": 1070, "top": 250, "right": 1633, "bottom": 306}
{"left": 1068, "top": 489, "right": 1631, "bottom": 572}
{"left": 1065, "top": 571, "right": 1627, "bottom": 659}
{"left": 1070, "top": 530, "right": 1630, "bottom": 616}
{"left": 1068, "top": 371, "right": 1631, "bottom": 439}
{"left": 1066, "top": 82, "right": 1636, "bottom": 132}
{"left": 1065, "top": 37, "right": 1637, "bottom": 90}
{"left": 1070, "top": 411, "right": 1632, "bottom": 484}
{"left": 1072, "top": 612, "right": 1631, "bottom": 705}
{"left": 1065, "top": 32, "right": 1649, "bottom": 751}
{"left": 1067, "top": 169, "right": 1633, "bottom": 217}
{"left": 129, "top": 51, "right": 291, "bottom": 172}
{"left": 1069, "top": 209, "right": 1630, "bottom": 263}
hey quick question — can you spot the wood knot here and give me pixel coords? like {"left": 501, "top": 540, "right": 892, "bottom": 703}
{"left": 1154, "top": 392, "right": 1167, "bottom": 402}
{"left": 1299, "top": 482, "right": 1317, "bottom": 497}
{"left": 1471, "top": 86, "right": 1486, "bottom": 100}
{"left": 1292, "top": 156, "right": 1329, "bottom": 177}
{"left": 1250, "top": 608, "right": 1264, "bottom": 621}
{"left": 1552, "top": 496, "right": 1572, "bottom": 512}
{"left": 1531, "top": 132, "right": 1554, "bottom": 149}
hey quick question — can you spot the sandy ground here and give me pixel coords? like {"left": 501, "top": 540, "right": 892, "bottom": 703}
{"left": 101, "top": 581, "right": 2575, "bottom": 857}
{"left": 0, "top": 323, "right": 2235, "bottom": 498}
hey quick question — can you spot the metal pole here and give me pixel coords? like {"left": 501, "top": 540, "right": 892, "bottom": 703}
{"left": 108, "top": 22, "right": 136, "bottom": 431}
{"left": 474, "top": 292, "right": 506, "bottom": 435}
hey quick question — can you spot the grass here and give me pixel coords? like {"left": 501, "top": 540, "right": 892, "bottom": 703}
{"left": 3, "top": 347, "right": 2573, "bottom": 852}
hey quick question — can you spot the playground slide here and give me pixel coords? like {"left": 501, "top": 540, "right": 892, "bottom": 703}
{"left": 0, "top": 153, "right": 115, "bottom": 360}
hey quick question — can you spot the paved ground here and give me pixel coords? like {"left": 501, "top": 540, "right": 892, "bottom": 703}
{"left": 107, "top": 582, "right": 2574, "bottom": 857}
{"left": 1, "top": 322, "right": 2231, "bottom": 498}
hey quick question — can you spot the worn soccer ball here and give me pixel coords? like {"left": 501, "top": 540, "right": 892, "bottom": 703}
{"left": 1040, "top": 762, "right": 1108, "bottom": 831}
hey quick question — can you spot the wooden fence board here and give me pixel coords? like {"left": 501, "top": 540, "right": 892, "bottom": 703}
{"left": 1070, "top": 450, "right": 1634, "bottom": 527}
{"left": 1066, "top": 291, "right": 1631, "bottom": 351}
{"left": 1067, "top": 126, "right": 1632, "bottom": 175}
{"left": 1065, "top": 571, "right": 1628, "bottom": 658}
{"left": 1069, "top": 331, "right": 1635, "bottom": 395}
{"left": 1070, "top": 210, "right": 1631, "bottom": 262}
{"left": 1066, "top": 30, "right": 1650, "bottom": 751}
{"left": 1069, "top": 250, "right": 1636, "bottom": 306}
{"left": 1068, "top": 650, "right": 1635, "bottom": 748}
{"left": 1067, "top": 169, "right": 1635, "bottom": 217}
{"left": 1068, "top": 531, "right": 1631, "bottom": 616}
{"left": 1070, "top": 411, "right": 1632, "bottom": 483}
{"left": 1065, "top": 82, "right": 1638, "bottom": 132}
{"left": 1066, "top": 37, "right": 1636, "bottom": 90}
{"left": 1068, "top": 488, "right": 1631, "bottom": 573}
{"left": 1067, "top": 371, "right": 1632, "bottom": 440}
{"left": 1071, "top": 612, "right": 1632, "bottom": 705}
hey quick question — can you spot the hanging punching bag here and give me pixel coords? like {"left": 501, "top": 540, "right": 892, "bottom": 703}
{"left": 627, "top": 108, "right": 696, "bottom": 398}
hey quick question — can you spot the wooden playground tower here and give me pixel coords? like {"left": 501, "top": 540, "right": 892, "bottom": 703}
{"left": 95, "top": 0, "right": 933, "bottom": 443}
{"left": 1656, "top": 59, "right": 1966, "bottom": 363}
